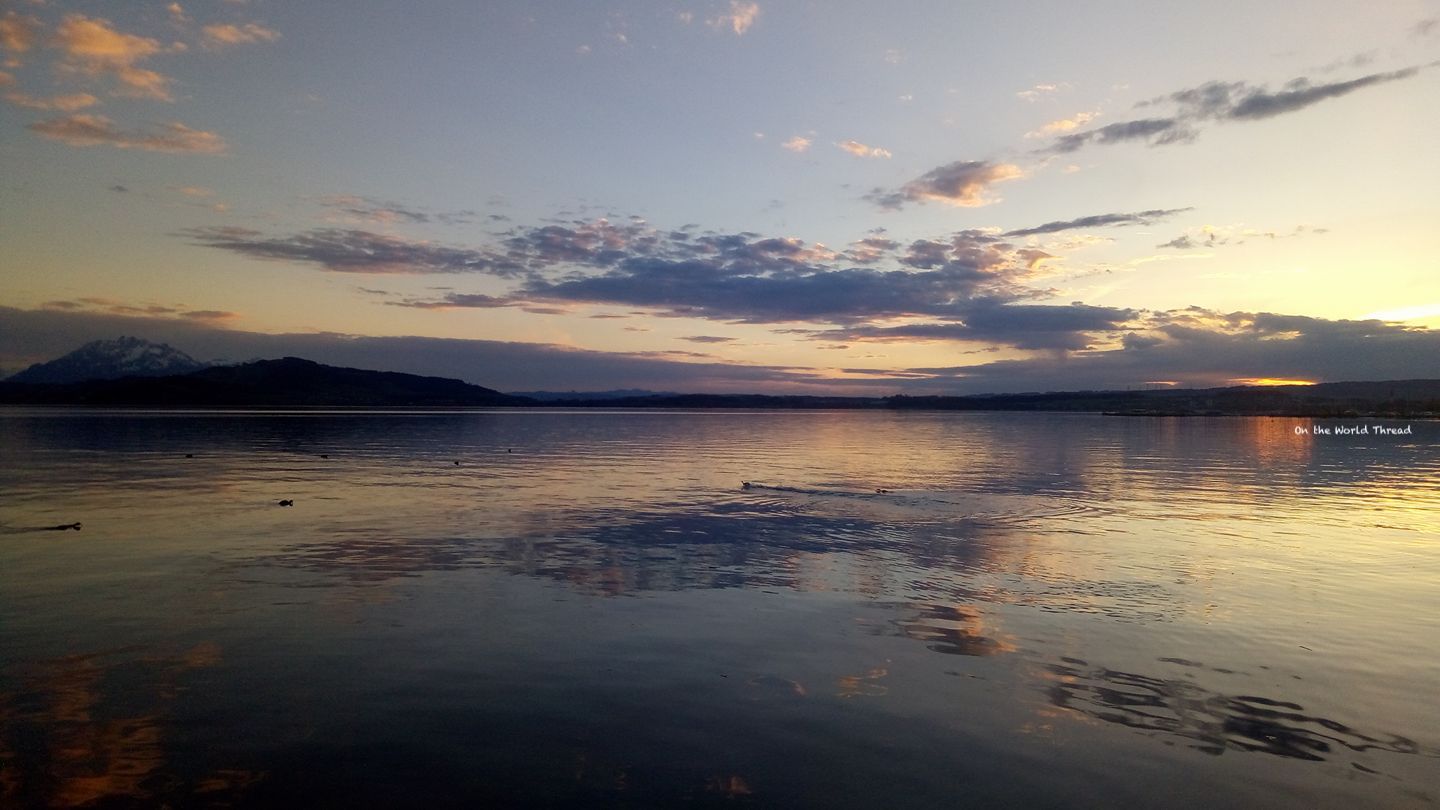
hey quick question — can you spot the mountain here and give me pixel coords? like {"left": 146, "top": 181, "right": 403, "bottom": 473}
{"left": 508, "top": 389, "right": 676, "bottom": 401}
{"left": 7, "top": 337, "right": 208, "bottom": 384}
{"left": 0, "top": 357, "right": 534, "bottom": 407}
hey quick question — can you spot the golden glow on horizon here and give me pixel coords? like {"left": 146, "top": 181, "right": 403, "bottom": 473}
{"left": 1227, "top": 378, "right": 1317, "bottom": 387}
{"left": 1362, "top": 303, "right": 1440, "bottom": 322}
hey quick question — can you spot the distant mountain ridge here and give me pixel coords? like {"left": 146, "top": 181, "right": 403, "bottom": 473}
{"left": 7, "top": 336, "right": 208, "bottom": 384}
{"left": 508, "top": 389, "right": 676, "bottom": 401}
{"left": 0, "top": 357, "right": 532, "bottom": 407}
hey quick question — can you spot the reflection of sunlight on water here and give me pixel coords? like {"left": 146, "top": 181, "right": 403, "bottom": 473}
{"left": 836, "top": 666, "right": 889, "bottom": 698}
{"left": 0, "top": 645, "right": 263, "bottom": 808}
{"left": 3, "top": 411, "right": 1439, "bottom": 807}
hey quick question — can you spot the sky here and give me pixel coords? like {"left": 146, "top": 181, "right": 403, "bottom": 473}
{"left": 2, "top": 0, "right": 1439, "bottom": 394}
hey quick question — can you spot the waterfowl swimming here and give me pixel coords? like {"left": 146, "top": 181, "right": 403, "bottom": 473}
{"left": 742, "top": 481, "right": 753, "bottom": 489}
{"left": 45, "top": 522, "right": 82, "bottom": 531}
{"left": 875, "top": 488, "right": 891, "bottom": 494}
{"left": 277, "top": 499, "right": 294, "bottom": 507}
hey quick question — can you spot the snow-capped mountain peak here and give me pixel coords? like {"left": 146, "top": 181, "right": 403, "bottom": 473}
{"left": 6, "top": 337, "right": 209, "bottom": 384}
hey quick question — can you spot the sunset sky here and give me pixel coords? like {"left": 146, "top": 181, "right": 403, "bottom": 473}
{"left": 3, "top": 0, "right": 1439, "bottom": 393}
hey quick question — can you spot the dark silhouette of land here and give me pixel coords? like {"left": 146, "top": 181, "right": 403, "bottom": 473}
{"left": 0, "top": 357, "right": 531, "bottom": 408}
{"left": 2, "top": 355, "right": 1437, "bottom": 415}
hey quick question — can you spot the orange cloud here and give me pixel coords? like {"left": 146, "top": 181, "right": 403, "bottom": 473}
{"left": 0, "top": 12, "right": 40, "bottom": 65}
{"left": 872, "top": 160, "right": 1025, "bottom": 209}
{"left": 709, "top": 1, "right": 759, "bottom": 35}
{"left": 53, "top": 14, "right": 172, "bottom": 100}
{"left": 201, "top": 22, "right": 280, "bottom": 48}
{"left": 4, "top": 91, "right": 99, "bottom": 111}
{"left": 836, "top": 139, "right": 892, "bottom": 158}
{"left": 28, "top": 114, "right": 228, "bottom": 154}
{"left": 781, "top": 135, "right": 811, "bottom": 153}
{"left": 1026, "top": 110, "right": 1099, "bottom": 138}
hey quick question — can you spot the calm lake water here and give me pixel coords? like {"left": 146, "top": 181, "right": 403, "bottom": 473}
{"left": 1, "top": 409, "right": 1437, "bottom": 808}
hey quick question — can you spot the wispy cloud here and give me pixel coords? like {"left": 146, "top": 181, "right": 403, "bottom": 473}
{"left": 836, "top": 139, "right": 892, "bottom": 159}
{"left": 53, "top": 14, "right": 172, "bottom": 100}
{"left": 36, "top": 297, "right": 237, "bottom": 322}
{"left": 4, "top": 90, "right": 98, "bottom": 111}
{"left": 201, "top": 22, "right": 280, "bottom": 49}
{"left": 1002, "top": 208, "right": 1192, "bottom": 238}
{"left": 182, "top": 226, "right": 527, "bottom": 275}
{"left": 1016, "top": 82, "right": 1068, "bottom": 102}
{"left": 317, "top": 195, "right": 477, "bottom": 226}
{"left": 781, "top": 135, "right": 811, "bottom": 153}
{"left": 0, "top": 11, "right": 40, "bottom": 66}
{"left": 866, "top": 160, "right": 1024, "bottom": 210}
{"left": 388, "top": 293, "right": 514, "bottom": 310}
{"left": 709, "top": 1, "right": 760, "bottom": 36}
{"left": 28, "top": 114, "right": 228, "bottom": 154}
{"left": 809, "top": 302, "right": 1137, "bottom": 351}
{"left": 1047, "top": 66, "right": 1424, "bottom": 153}
{"left": 1024, "top": 110, "right": 1099, "bottom": 138}
{"left": 1155, "top": 223, "right": 1326, "bottom": 249}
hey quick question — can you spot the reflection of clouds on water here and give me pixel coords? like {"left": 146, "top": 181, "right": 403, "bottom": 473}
{"left": 1043, "top": 657, "right": 1430, "bottom": 768}
{"left": 241, "top": 494, "right": 1185, "bottom": 633}
{"left": 836, "top": 666, "right": 889, "bottom": 698}
{"left": 890, "top": 602, "right": 1017, "bottom": 657}
{"left": 0, "top": 645, "right": 262, "bottom": 807}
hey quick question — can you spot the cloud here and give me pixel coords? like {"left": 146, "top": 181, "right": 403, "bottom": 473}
{"left": 1155, "top": 223, "right": 1325, "bottom": 249}
{"left": 30, "top": 298, "right": 238, "bottom": 323}
{"left": 4, "top": 90, "right": 98, "bottom": 111}
{"left": 317, "top": 195, "right": 476, "bottom": 226}
{"left": 190, "top": 220, "right": 1072, "bottom": 347}
{"left": 167, "top": 3, "right": 191, "bottom": 26}
{"left": 1, "top": 12, "right": 40, "bottom": 64}
{"left": 1224, "top": 68, "right": 1419, "bottom": 120}
{"left": 516, "top": 231, "right": 1048, "bottom": 327}
{"left": 201, "top": 22, "right": 280, "bottom": 48}
{"left": 28, "top": 114, "right": 228, "bottom": 154}
{"left": 680, "top": 335, "right": 737, "bottom": 344}
{"left": 182, "top": 226, "right": 528, "bottom": 276}
{"left": 1025, "top": 110, "right": 1098, "bottom": 138}
{"left": 867, "top": 160, "right": 1024, "bottom": 210}
{"left": 1049, "top": 118, "right": 1192, "bottom": 152}
{"left": 1415, "top": 18, "right": 1438, "bottom": 37}
{"left": 709, "top": 1, "right": 760, "bottom": 36}
{"left": 1047, "top": 66, "right": 1424, "bottom": 153}
{"left": 53, "top": 14, "right": 172, "bottom": 100}
{"left": 811, "top": 303, "right": 1136, "bottom": 352}
{"left": 388, "top": 293, "right": 515, "bottom": 310}
{"left": 842, "top": 235, "right": 900, "bottom": 264}
{"left": 781, "top": 135, "right": 811, "bottom": 153}
{"left": 0, "top": 70, "right": 12, "bottom": 87}
{"left": 1002, "top": 207, "right": 1192, "bottom": 237}
{"left": 1016, "top": 82, "right": 1067, "bottom": 102}
{"left": 836, "top": 139, "right": 892, "bottom": 159}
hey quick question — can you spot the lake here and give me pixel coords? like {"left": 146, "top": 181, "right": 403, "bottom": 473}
{"left": 1, "top": 409, "right": 1437, "bottom": 808}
